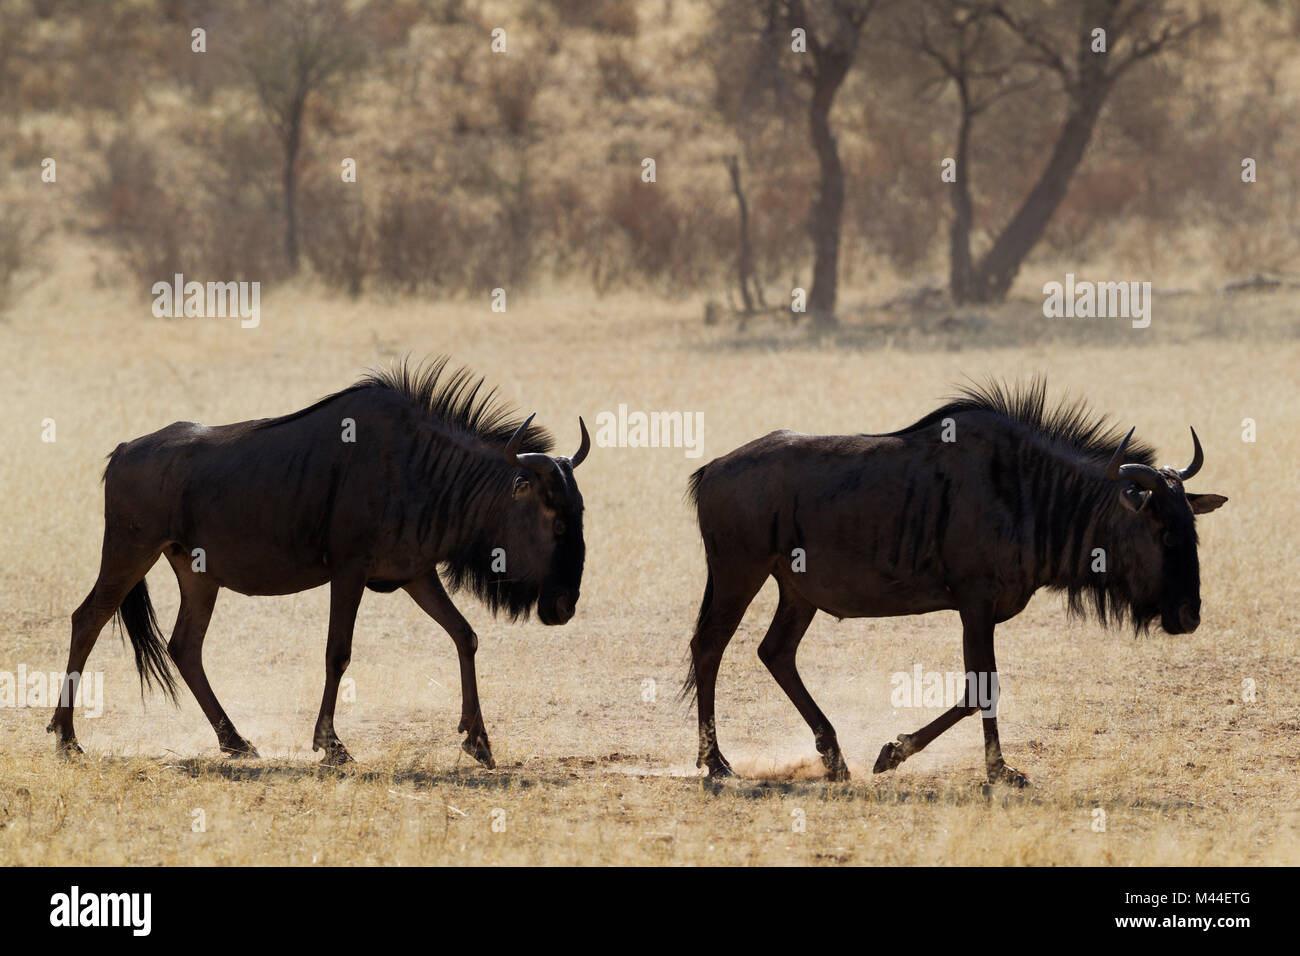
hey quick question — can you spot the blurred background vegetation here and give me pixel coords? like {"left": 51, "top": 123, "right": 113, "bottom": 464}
{"left": 0, "top": 0, "right": 1295, "bottom": 321}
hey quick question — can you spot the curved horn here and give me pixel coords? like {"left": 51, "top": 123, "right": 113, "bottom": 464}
{"left": 1105, "top": 427, "right": 1136, "bottom": 480}
{"left": 1176, "top": 427, "right": 1203, "bottom": 481}
{"left": 504, "top": 414, "right": 552, "bottom": 477}
{"left": 504, "top": 413, "right": 535, "bottom": 463}
{"left": 570, "top": 417, "right": 590, "bottom": 468}
{"left": 1118, "top": 462, "right": 1165, "bottom": 492}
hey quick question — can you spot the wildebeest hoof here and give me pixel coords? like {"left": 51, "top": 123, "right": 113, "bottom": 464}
{"left": 320, "top": 742, "right": 354, "bottom": 767}
{"left": 462, "top": 735, "right": 495, "bottom": 769}
{"left": 988, "top": 762, "right": 1029, "bottom": 788}
{"left": 222, "top": 741, "right": 260, "bottom": 759}
{"left": 55, "top": 738, "right": 84, "bottom": 758}
{"left": 873, "top": 737, "right": 912, "bottom": 774}
{"left": 701, "top": 752, "right": 735, "bottom": 777}
{"left": 823, "top": 754, "right": 851, "bottom": 781}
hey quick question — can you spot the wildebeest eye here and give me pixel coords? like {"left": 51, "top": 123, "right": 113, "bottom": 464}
{"left": 1162, "top": 531, "right": 1178, "bottom": 547}
{"left": 554, "top": 518, "right": 566, "bottom": 536}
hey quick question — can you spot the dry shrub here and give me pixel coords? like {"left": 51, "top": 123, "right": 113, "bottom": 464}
{"left": 598, "top": 178, "right": 729, "bottom": 293}
{"left": 0, "top": 204, "right": 45, "bottom": 313}
{"left": 302, "top": 185, "right": 370, "bottom": 298}
{"left": 85, "top": 133, "right": 190, "bottom": 283}
{"left": 596, "top": 41, "right": 646, "bottom": 102}
{"left": 545, "top": 0, "right": 638, "bottom": 37}
{"left": 87, "top": 123, "right": 290, "bottom": 293}
{"left": 488, "top": 57, "right": 548, "bottom": 138}
{"left": 370, "top": 192, "right": 501, "bottom": 295}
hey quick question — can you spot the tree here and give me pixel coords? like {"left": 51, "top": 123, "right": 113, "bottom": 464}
{"left": 236, "top": 0, "right": 369, "bottom": 273}
{"left": 784, "top": 0, "right": 881, "bottom": 327}
{"left": 909, "top": 0, "right": 1210, "bottom": 304}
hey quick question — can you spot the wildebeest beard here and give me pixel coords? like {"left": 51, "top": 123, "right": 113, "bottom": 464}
{"left": 441, "top": 517, "right": 545, "bottom": 621}
{"left": 1005, "top": 424, "right": 1163, "bottom": 634}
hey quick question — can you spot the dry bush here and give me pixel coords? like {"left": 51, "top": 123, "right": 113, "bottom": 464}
{"left": 545, "top": 0, "right": 639, "bottom": 37}
{"left": 84, "top": 133, "right": 190, "bottom": 284}
{"left": 188, "top": 120, "right": 289, "bottom": 283}
{"left": 87, "top": 123, "right": 291, "bottom": 293}
{"left": 370, "top": 192, "right": 499, "bottom": 295}
{"left": 0, "top": 204, "right": 45, "bottom": 313}
{"left": 488, "top": 57, "right": 548, "bottom": 138}
{"left": 595, "top": 41, "right": 647, "bottom": 102}
{"left": 598, "top": 178, "right": 729, "bottom": 293}
{"left": 302, "top": 186, "right": 371, "bottom": 298}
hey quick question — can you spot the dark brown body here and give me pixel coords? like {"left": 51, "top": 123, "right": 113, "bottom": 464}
{"left": 48, "top": 359, "right": 589, "bottom": 765}
{"left": 685, "top": 383, "right": 1226, "bottom": 784}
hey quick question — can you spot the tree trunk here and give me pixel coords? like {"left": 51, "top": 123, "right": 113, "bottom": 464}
{"left": 282, "top": 97, "right": 305, "bottom": 273}
{"left": 948, "top": 85, "right": 975, "bottom": 304}
{"left": 806, "top": 53, "right": 851, "bottom": 328}
{"left": 725, "top": 155, "right": 757, "bottom": 314}
{"left": 965, "top": 88, "right": 1108, "bottom": 303}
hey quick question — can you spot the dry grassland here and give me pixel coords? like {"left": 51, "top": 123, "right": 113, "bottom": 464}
{"left": 1, "top": 259, "right": 1297, "bottom": 864}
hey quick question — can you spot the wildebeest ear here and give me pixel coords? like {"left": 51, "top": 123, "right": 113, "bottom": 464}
{"left": 1187, "top": 493, "right": 1227, "bottom": 515}
{"left": 512, "top": 476, "right": 531, "bottom": 499}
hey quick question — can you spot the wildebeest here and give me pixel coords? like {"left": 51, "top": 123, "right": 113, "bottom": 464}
{"left": 683, "top": 381, "right": 1227, "bottom": 785}
{"left": 48, "top": 357, "right": 588, "bottom": 766}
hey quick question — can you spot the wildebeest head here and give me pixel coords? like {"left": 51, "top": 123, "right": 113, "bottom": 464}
{"left": 1106, "top": 428, "right": 1227, "bottom": 634}
{"left": 501, "top": 414, "right": 589, "bottom": 625}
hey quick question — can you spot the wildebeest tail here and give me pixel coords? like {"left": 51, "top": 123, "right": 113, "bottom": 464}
{"left": 679, "top": 566, "right": 714, "bottom": 704}
{"left": 117, "top": 579, "right": 180, "bottom": 704}
{"left": 685, "top": 463, "right": 708, "bottom": 508}
{"left": 679, "top": 464, "right": 712, "bottom": 703}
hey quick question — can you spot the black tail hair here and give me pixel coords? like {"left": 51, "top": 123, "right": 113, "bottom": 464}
{"left": 116, "top": 579, "right": 180, "bottom": 705}
{"left": 679, "top": 566, "right": 714, "bottom": 704}
{"left": 679, "top": 464, "right": 711, "bottom": 703}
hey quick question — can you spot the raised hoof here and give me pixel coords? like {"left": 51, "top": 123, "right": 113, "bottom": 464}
{"left": 824, "top": 759, "right": 851, "bottom": 782}
{"left": 320, "top": 742, "right": 354, "bottom": 767}
{"left": 461, "top": 735, "right": 495, "bottom": 769}
{"left": 873, "top": 740, "right": 907, "bottom": 774}
{"left": 221, "top": 741, "right": 260, "bottom": 759}
{"left": 988, "top": 762, "right": 1030, "bottom": 788}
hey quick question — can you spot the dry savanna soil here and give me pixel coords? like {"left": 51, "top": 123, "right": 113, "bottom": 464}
{"left": 1, "top": 272, "right": 1297, "bottom": 865}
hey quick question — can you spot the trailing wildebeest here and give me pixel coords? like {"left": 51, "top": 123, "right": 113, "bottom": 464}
{"left": 48, "top": 357, "right": 588, "bottom": 766}
{"left": 683, "top": 381, "right": 1227, "bottom": 785}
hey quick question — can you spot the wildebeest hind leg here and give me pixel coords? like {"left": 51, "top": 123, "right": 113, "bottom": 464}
{"left": 48, "top": 544, "right": 162, "bottom": 754}
{"left": 687, "top": 560, "right": 766, "bottom": 777}
{"left": 404, "top": 574, "right": 494, "bottom": 769}
{"left": 757, "top": 585, "right": 847, "bottom": 780}
{"left": 164, "top": 557, "right": 257, "bottom": 758}
{"left": 313, "top": 571, "right": 365, "bottom": 766}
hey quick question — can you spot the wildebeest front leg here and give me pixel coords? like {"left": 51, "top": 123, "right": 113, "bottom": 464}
{"left": 404, "top": 574, "right": 494, "bottom": 768}
{"left": 874, "top": 603, "right": 1028, "bottom": 787}
{"left": 313, "top": 571, "right": 365, "bottom": 766}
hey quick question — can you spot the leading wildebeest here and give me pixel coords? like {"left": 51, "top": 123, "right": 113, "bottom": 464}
{"left": 684, "top": 381, "right": 1227, "bottom": 785}
{"left": 48, "top": 357, "right": 588, "bottom": 766}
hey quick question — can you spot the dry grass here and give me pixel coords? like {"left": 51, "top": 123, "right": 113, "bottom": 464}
{"left": 1, "top": 259, "right": 1297, "bottom": 865}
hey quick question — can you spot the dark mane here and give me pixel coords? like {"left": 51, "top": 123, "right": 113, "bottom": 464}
{"left": 356, "top": 356, "right": 554, "bottom": 454}
{"left": 892, "top": 377, "right": 1156, "bottom": 469}
{"left": 253, "top": 355, "right": 553, "bottom": 454}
